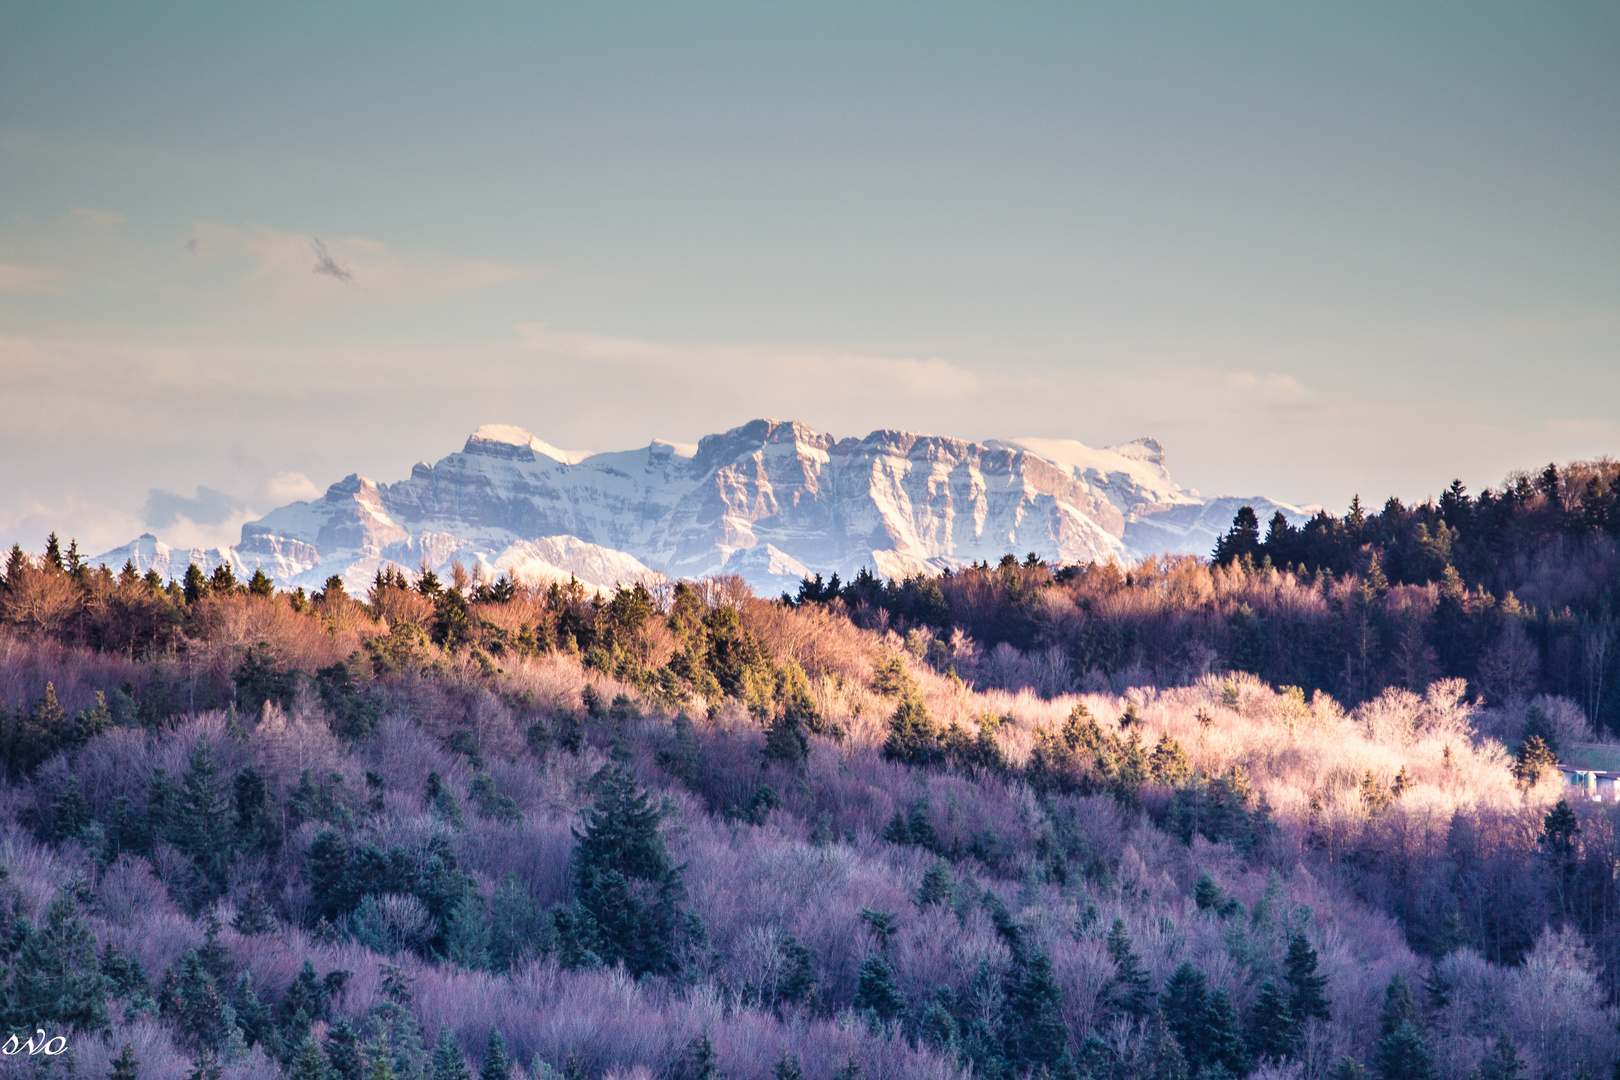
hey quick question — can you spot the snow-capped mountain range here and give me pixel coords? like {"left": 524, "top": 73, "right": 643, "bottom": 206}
{"left": 94, "top": 420, "right": 1309, "bottom": 594}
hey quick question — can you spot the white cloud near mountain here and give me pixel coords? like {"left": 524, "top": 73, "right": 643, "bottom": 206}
{"left": 513, "top": 322, "right": 989, "bottom": 423}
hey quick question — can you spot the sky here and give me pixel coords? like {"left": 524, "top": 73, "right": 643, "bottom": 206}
{"left": 1, "top": 2, "right": 1616, "bottom": 556}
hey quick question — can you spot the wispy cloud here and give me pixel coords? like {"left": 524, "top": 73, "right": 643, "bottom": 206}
{"left": 1542, "top": 417, "right": 1620, "bottom": 450}
{"left": 0, "top": 262, "right": 66, "bottom": 295}
{"left": 510, "top": 322, "right": 992, "bottom": 440}
{"left": 64, "top": 206, "right": 125, "bottom": 228}
{"left": 141, "top": 485, "right": 246, "bottom": 529}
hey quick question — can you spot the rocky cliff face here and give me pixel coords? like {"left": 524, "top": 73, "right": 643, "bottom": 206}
{"left": 96, "top": 419, "right": 1307, "bottom": 593}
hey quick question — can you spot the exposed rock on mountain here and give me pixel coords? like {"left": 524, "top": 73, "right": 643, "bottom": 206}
{"left": 96, "top": 420, "right": 1307, "bottom": 592}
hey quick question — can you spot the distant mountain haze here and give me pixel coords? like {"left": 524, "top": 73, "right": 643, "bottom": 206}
{"left": 94, "top": 420, "right": 1308, "bottom": 592}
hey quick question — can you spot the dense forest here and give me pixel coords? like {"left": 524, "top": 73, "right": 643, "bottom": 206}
{"left": 800, "top": 459, "right": 1619, "bottom": 733}
{"left": 0, "top": 457, "right": 1616, "bottom": 1080}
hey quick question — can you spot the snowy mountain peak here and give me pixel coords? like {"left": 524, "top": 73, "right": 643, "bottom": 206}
{"left": 466, "top": 423, "right": 592, "bottom": 465}
{"left": 93, "top": 533, "right": 237, "bottom": 581}
{"left": 1114, "top": 436, "right": 1165, "bottom": 464}
{"left": 94, "top": 420, "right": 1308, "bottom": 594}
{"left": 691, "top": 419, "right": 834, "bottom": 473}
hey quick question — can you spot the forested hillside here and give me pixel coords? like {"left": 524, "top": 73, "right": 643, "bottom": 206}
{"left": 0, "top": 456, "right": 1616, "bottom": 1080}
{"left": 806, "top": 458, "right": 1618, "bottom": 732}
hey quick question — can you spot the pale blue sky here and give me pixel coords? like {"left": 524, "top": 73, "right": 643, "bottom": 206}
{"left": 2, "top": 2, "right": 1616, "bottom": 553}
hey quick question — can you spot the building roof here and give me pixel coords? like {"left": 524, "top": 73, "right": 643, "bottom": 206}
{"left": 1559, "top": 743, "right": 1620, "bottom": 774}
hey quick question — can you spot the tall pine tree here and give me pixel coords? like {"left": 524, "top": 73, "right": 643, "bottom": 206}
{"left": 571, "top": 761, "right": 685, "bottom": 977}
{"left": 480, "top": 1028, "right": 512, "bottom": 1080}
{"left": 1375, "top": 975, "right": 1433, "bottom": 1080}
{"left": 432, "top": 1027, "right": 472, "bottom": 1080}
{"left": 1284, "top": 934, "right": 1330, "bottom": 1027}
{"left": 7, "top": 890, "right": 108, "bottom": 1031}
{"left": 1007, "top": 949, "right": 1067, "bottom": 1072}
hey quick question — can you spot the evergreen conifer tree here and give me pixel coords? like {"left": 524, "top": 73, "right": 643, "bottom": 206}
{"left": 571, "top": 761, "right": 685, "bottom": 977}
{"left": 232, "top": 885, "right": 279, "bottom": 936}
{"left": 762, "top": 708, "right": 809, "bottom": 768}
{"left": 1476, "top": 1033, "right": 1524, "bottom": 1080}
{"left": 1540, "top": 800, "right": 1581, "bottom": 912}
{"left": 210, "top": 563, "right": 240, "bottom": 596}
{"left": 480, "top": 1028, "right": 512, "bottom": 1080}
{"left": 248, "top": 569, "right": 275, "bottom": 597}
{"left": 379, "top": 964, "right": 415, "bottom": 1006}
{"left": 1149, "top": 735, "right": 1192, "bottom": 785}
{"left": 187, "top": 1050, "right": 224, "bottom": 1080}
{"left": 289, "top": 1033, "right": 331, "bottom": 1080}
{"left": 365, "top": 999, "right": 423, "bottom": 1080}
{"left": 772, "top": 1053, "right": 804, "bottom": 1080}
{"left": 446, "top": 892, "right": 492, "bottom": 970}
{"left": 184, "top": 564, "right": 210, "bottom": 604}
{"left": 3, "top": 542, "right": 27, "bottom": 587}
{"left": 71, "top": 692, "right": 112, "bottom": 747}
{"left": 776, "top": 933, "right": 816, "bottom": 1009}
{"left": 426, "top": 772, "right": 466, "bottom": 827}
{"left": 916, "top": 861, "right": 953, "bottom": 909}
{"left": 6, "top": 681, "right": 72, "bottom": 775}
{"left": 145, "top": 766, "right": 178, "bottom": 848}
{"left": 50, "top": 775, "right": 94, "bottom": 841}
{"left": 1328, "top": 1058, "right": 1367, "bottom": 1080}
{"left": 231, "top": 971, "right": 272, "bottom": 1051}
{"left": 1375, "top": 975, "right": 1433, "bottom": 1080}
{"left": 110, "top": 1042, "right": 140, "bottom": 1080}
{"left": 1379, "top": 975, "right": 1422, "bottom": 1040}
{"left": 432, "top": 1028, "right": 472, "bottom": 1080}
{"left": 489, "top": 874, "right": 544, "bottom": 974}
{"left": 1245, "top": 981, "right": 1295, "bottom": 1061}
{"left": 1193, "top": 872, "right": 1227, "bottom": 914}
{"left": 1150, "top": 1027, "right": 1188, "bottom": 1080}
{"left": 882, "top": 689, "right": 941, "bottom": 767}
{"left": 1162, "top": 962, "right": 1208, "bottom": 1060}
{"left": 174, "top": 741, "right": 234, "bottom": 895}
{"left": 1284, "top": 934, "right": 1330, "bottom": 1025}
{"left": 1375, "top": 1023, "right": 1433, "bottom": 1080}
{"left": 1513, "top": 737, "right": 1558, "bottom": 790}
{"left": 9, "top": 889, "right": 108, "bottom": 1031}
{"left": 854, "top": 955, "right": 905, "bottom": 1021}
{"left": 1106, "top": 919, "right": 1154, "bottom": 1016}
{"left": 1214, "top": 507, "right": 1261, "bottom": 565}
{"left": 1203, "top": 990, "right": 1248, "bottom": 1078}
{"left": 279, "top": 961, "right": 327, "bottom": 1045}
{"left": 325, "top": 1018, "right": 364, "bottom": 1080}
{"left": 680, "top": 1033, "right": 723, "bottom": 1080}
{"left": 166, "top": 949, "right": 230, "bottom": 1050}
{"left": 233, "top": 764, "right": 283, "bottom": 857}
{"left": 1007, "top": 949, "right": 1067, "bottom": 1071}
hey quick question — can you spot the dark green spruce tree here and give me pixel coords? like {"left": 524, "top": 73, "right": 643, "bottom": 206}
{"left": 1245, "top": 981, "right": 1295, "bottom": 1062}
{"left": 1007, "top": 949, "right": 1068, "bottom": 1074}
{"left": 570, "top": 760, "right": 686, "bottom": 977}
{"left": 5, "top": 890, "right": 108, "bottom": 1032}
{"left": 1375, "top": 975, "right": 1434, "bottom": 1080}
{"left": 432, "top": 1027, "right": 471, "bottom": 1080}
{"left": 480, "top": 1028, "right": 512, "bottom": 1080}
{"left": 172, "top": 741, "right": 235, "bottom": 897}
{"left": 1284, "top": 934, "right": 1330, "bottom": 1028}
{"left": 1106, "top": 919, "right": 1154, "bottom": 1017}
